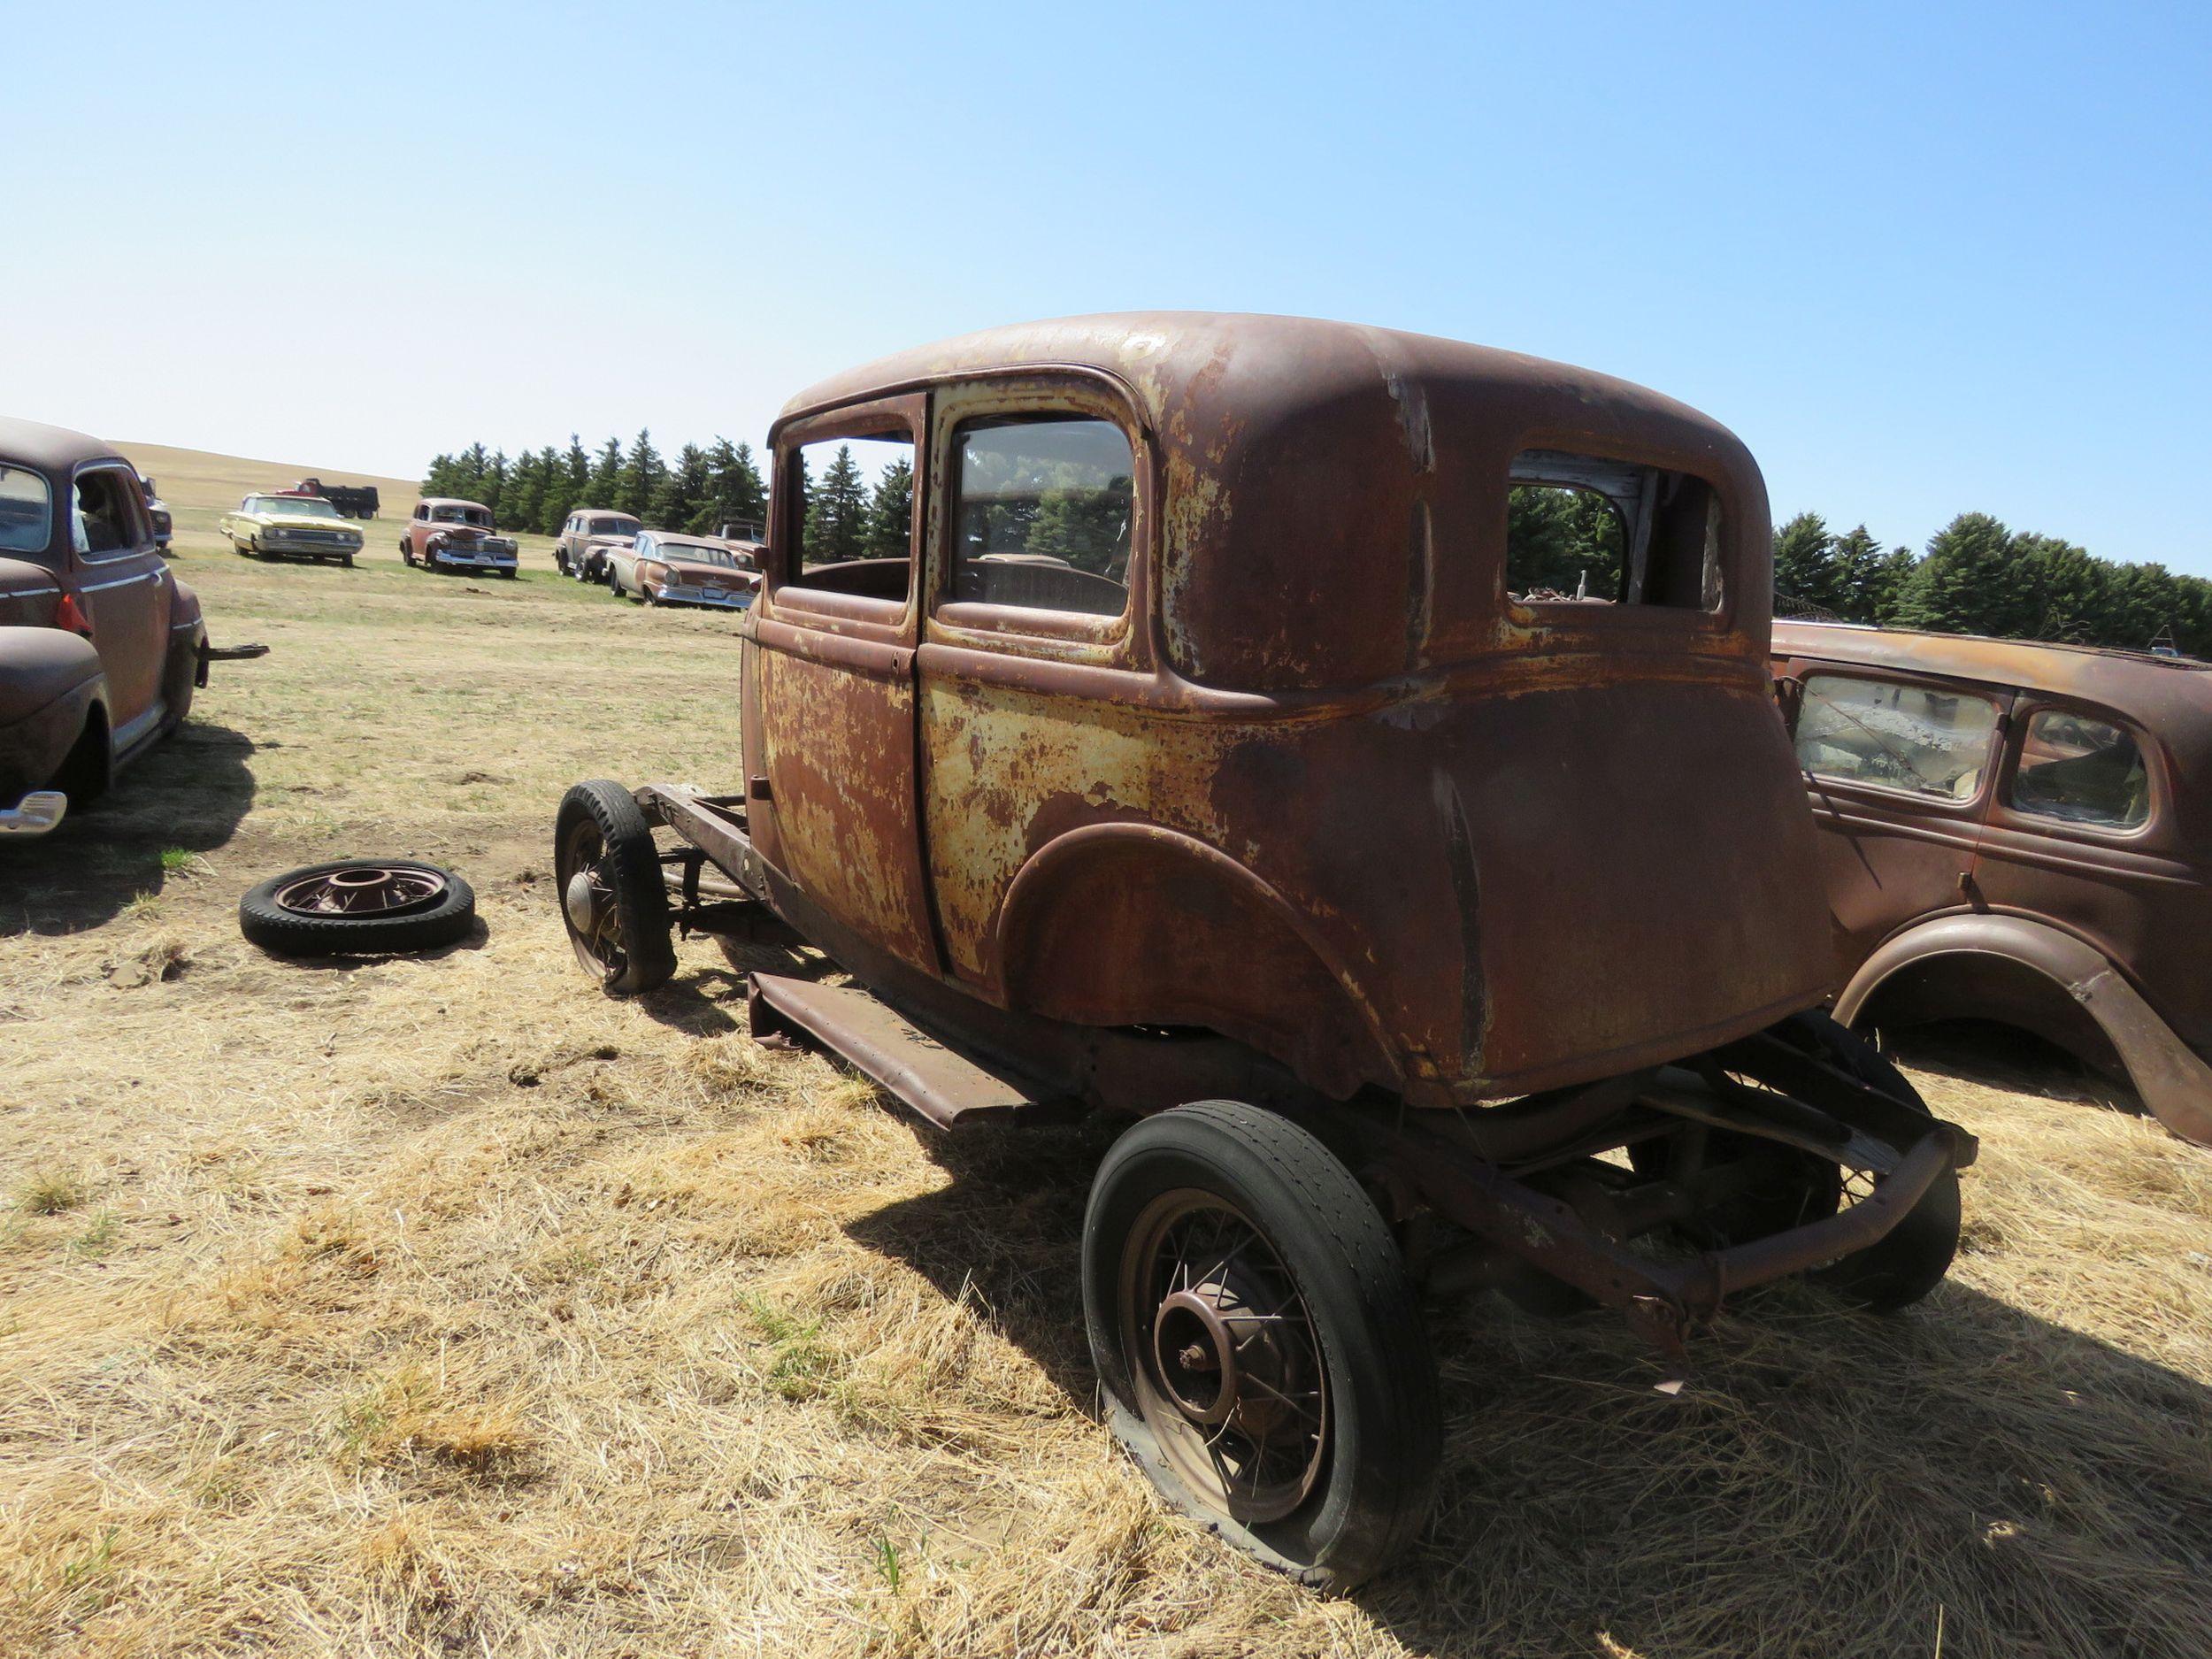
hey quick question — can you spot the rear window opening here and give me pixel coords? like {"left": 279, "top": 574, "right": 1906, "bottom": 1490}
{"left": 1506, "top": 449, "right": 1723, "bottom": 610}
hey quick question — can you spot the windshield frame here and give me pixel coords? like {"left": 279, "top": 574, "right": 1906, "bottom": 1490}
{"left": 244, "top": 494, "right": 342, "bottom": 518}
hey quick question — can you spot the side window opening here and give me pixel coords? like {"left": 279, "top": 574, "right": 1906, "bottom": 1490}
{"left": 0, "top": 464, "right": 54, "bottom": 558}
{"left": 949, "top": 416, "right": 1132, "bottom": 618}
{"left": 786, "top": 434, "right": 915, "bottom": 601}
{"left": 73, "top": 469, "right": 142, "bottom": 557}
{"left": 2010, "top": 709, "right": 2150, "bottom": 830}
{"left": 1793, "top": 673, "right": 2000, "bottom": 801}
{"left": 1506, "top": 449, "right": 1722, "bottom": 610}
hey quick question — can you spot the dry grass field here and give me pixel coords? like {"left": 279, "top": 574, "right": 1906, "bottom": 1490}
{"left": 1, "top": 449, "right": 2208, "bottom": 1657}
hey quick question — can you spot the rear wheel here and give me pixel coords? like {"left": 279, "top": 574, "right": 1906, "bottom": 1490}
{"left": 553, "top": 780, "right": 675, "bottom": 995}
{"left": 1633, "top": 1010, "right": 1960, "bottom": 1310}
{"left": 1083, "top": 1101, "right": 1440, "bottom": 1588}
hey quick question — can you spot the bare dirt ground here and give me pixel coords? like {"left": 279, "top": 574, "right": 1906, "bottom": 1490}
{"left": 2, "top": 472, "right": 2208, "bottom": 1657}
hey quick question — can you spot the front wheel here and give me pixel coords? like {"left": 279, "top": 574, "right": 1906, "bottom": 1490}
{"left": 553, "top": 780, "right": 675, "bottom": 994}
{"left": 1083, "top": 1101, "right": 1440, "bottom": 1588}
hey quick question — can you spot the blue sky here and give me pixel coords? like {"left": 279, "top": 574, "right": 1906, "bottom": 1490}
{"left": 4, "top": 2, "right": 2206, "bottom": 570}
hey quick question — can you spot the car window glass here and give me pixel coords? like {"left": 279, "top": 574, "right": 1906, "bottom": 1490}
{"left": 73, "top": 469, "right": 142, "bottom": 558}
{"left": 0, "top": 465, "right": 52, "bottom": 556}
{"left": 949, "top": 416, "right": 1132, "bottom": 618}
{"left": 787, "top": 435, "right": 914, "bottom": 599}
{"left": 2010, "top": 710, "right": 2150, "bottom": 830}
{"left": 1794, "top": 674, "right": 1999, "bottom": 800}
{"left": 1506, "top": 451, "right": 1723, "bottom": 610}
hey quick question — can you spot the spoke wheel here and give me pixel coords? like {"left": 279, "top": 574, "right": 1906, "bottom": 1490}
{"left": 273, "top": 864, "right": 448, "bottom": 918}
{"left": 553, "top": 780, "right": 675, "bottom": 995}
{"left": 1084, "top": 1101, "right": 1438, "bottom": 1588}
{"left": 239, "top": 858, "right": 474, "bottom": 956}
{"left": 1121, "top": 1192, "right": 1328, "bottom": 1525}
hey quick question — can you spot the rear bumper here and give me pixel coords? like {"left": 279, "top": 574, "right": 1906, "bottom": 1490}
{"left": 650, "top": 584, "right": 753, "bottom": 609}
{"left": 0, "top": 790, "right": 65, "bottom": 838}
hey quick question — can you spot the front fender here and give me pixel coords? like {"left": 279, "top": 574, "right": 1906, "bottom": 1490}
{"left": 1839, "top": 912, "right": 2212, "bottom": 1146}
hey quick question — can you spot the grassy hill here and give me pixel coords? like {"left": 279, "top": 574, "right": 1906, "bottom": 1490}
{"left": 115, "top": 442, "right": 421, "bottom": 520}
{"left": 112, "top": 441, "right": 560, "bottom": 571}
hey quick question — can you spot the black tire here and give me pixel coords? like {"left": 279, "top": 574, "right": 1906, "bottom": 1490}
{"left": 342, "top": 554, "right": 356, "bottom": 568}
{"left": 239, "top": 859, "right": 476, "bottom": 956}
{"left": 1632, "top": 1010, "right": 1959, "bottom": 1311}
{"left": 1772, "top": 1010, "right": 1961, "bottom": 1310}
{"left": 553, "top": 780, "right": 675, "bottom": 994}
{"left": 1083, "top": 1101, "right": 1440, "bottom": 1588}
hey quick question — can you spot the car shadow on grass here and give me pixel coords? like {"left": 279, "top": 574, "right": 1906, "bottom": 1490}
{"left": 847, "top": 1118, "right": 2212, "bottom": 1658}
{"left": 1, "top": 718, "right": 257, "bottom": 934}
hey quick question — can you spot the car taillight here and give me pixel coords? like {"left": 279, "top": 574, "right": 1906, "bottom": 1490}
{"left": 54, "top": 591, "right": 92, "bottom": 638}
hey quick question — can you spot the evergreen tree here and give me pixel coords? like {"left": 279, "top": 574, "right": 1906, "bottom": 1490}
{"left": 482, "top": 449, "right": 510, "bottom": 521}
{"left": 619, "top": 428, "right": 665, "bottom": 521}
{"left": 861, "top": 457, "right": 914, "bottom": 557}
{"left": 535, "top": 446, "right": 572, "bottom": 535}
{"left": 653, "top": 443, "right": 715, "bottom": 534}
{"left": 1505, "top": 486, "right": 1623, "bottom": 596}
{"left": 1826, "top": 525, "right": 1889, "bottom": 623}
{"left": 1894, "top": 513, "right": 2024, "bottom": 637}
{"left": 584, "top": 436, "right": 625, "bottom": 511}
{"left": 457, "top": 442, "right": 490, "bottom": 503}
{"left": 1771, "top": 511, "right": 1839, "bottom": 615}
{"left": 705, "top": 439, "right": 768, "bottom": 535}
{"left": 803, "top": 445, "right": 867, "bottom": 564}
{"left": 505, "top": 449, "right": 549, "bottom": 537}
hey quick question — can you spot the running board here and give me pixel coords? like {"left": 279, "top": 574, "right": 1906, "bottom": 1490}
{"left": 747, "top": 972, "right": 1078, "bottom": 1129}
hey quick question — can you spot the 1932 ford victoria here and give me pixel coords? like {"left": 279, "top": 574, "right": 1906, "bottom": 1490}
{"left": 554, "top": 315, "right": 1976, "bottom": 1586}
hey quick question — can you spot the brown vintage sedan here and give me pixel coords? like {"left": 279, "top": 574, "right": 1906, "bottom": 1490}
{"left": 554, "top": 313, "right": 1978, "bottom": 1586}
{"left": 1774, "top": 619, "right": 2212, "bottom": 1145}
{"left": 1, "top": 418, "right": 260, "bottom": 836}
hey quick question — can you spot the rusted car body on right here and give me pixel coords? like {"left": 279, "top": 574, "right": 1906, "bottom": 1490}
{"left": 1774, "top": 620, "right": 2212, "bottom": 1145}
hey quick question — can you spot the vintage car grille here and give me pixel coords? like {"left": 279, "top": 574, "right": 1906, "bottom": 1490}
{"left": 278, "top": 528, "right": 348, "bottom": 545}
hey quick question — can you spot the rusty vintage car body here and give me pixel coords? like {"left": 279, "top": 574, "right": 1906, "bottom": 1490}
{"left": 1775, "top": 619, "right": 2212, "bottom": 1146}
{"left": 607, "top": 531, "right": 762, "bottom": 609}
{"left": 400, "top": 498, "right": 518, "bottom": 575}
{"left": 555, "top": 507, "right": 640, "bottom": 580}
{"left": 1, "top": 418, "right": 261, "bottom": 837}
{"left": 554, "top": 314, "right": 1975, "bottom": 1586}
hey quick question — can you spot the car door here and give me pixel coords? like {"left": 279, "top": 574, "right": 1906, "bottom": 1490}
{"left": 912, "top": 379, "right": 1148, "bottom": 987}
{"left": 1779, "top": 657, "right": 2011, "bottom": 972}
{"left": 68, "top": 461, "right": 172, "bottom": 748}
{"left": 745, "top": 394, "right": 936, "bottom": 971}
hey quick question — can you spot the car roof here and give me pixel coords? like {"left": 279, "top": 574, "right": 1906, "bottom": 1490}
{"left": 576, "top": 507, "right": 639, "bottom": 520}
{"left": 648, "top": 533, "right": 738, "bottom": 553}
{"left": 1773, "top": 619, "right": 2212, "bottom": 757}
{"left": 778, "top": 312, "right": 1761, "bottom": 693}
{"left": 421, "top": 497, "right": 491, "bottom": 511}
{"left": 0, "top": 416, "right": 128, "bottom": 474}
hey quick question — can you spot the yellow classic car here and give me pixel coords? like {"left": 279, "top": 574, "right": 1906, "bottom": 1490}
{"left": 219, "top": 493, "right": 365, "bottom": 565}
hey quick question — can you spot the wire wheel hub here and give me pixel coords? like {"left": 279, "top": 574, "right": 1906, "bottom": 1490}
{"left": 273, "top": 864, "right": 446, "bottom": 918}
{"left": 1125, "top": 1192, "right": 1327, "bottom": 1525}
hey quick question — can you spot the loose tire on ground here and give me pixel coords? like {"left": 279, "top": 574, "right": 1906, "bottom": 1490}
{"left": 553, "top": 780, "right": 675, "bottom": 995}
{"left": 1082, "top": 1100, "right": 1440, "bottom": 1588}
{"left": 239, "top": 859, "right": 476, "bottom": 956}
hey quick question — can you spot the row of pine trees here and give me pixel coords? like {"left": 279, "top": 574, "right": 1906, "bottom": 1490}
{"left": 423, "top": 434, "right": 2209, "bottom": 657}
{"left": 419, "top": 433, "right": 767, "bottom": 541}
{"left": 1774, "top": 511, "right": 2212, "bottom": 657}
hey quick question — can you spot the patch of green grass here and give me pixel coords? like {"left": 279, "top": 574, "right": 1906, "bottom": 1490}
{"left": 18, "top": 1167, "right": 88, "bottom": 1215}
{"left": 157, "top": 848, "right": 196, "bottom": 876}
{"left": 71, "top": 1210, "right": 122, "bottom": 1256}
{"left": 742, "top": 1295, "right": 842, "bottom": 1402}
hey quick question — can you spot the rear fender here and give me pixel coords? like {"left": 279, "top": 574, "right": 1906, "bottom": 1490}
{"left": 1839, "top": 912, "right": 2212, "bottom": 1146}
{"left": 991, "top": 823, "right": 1401, "bottom": 1100}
